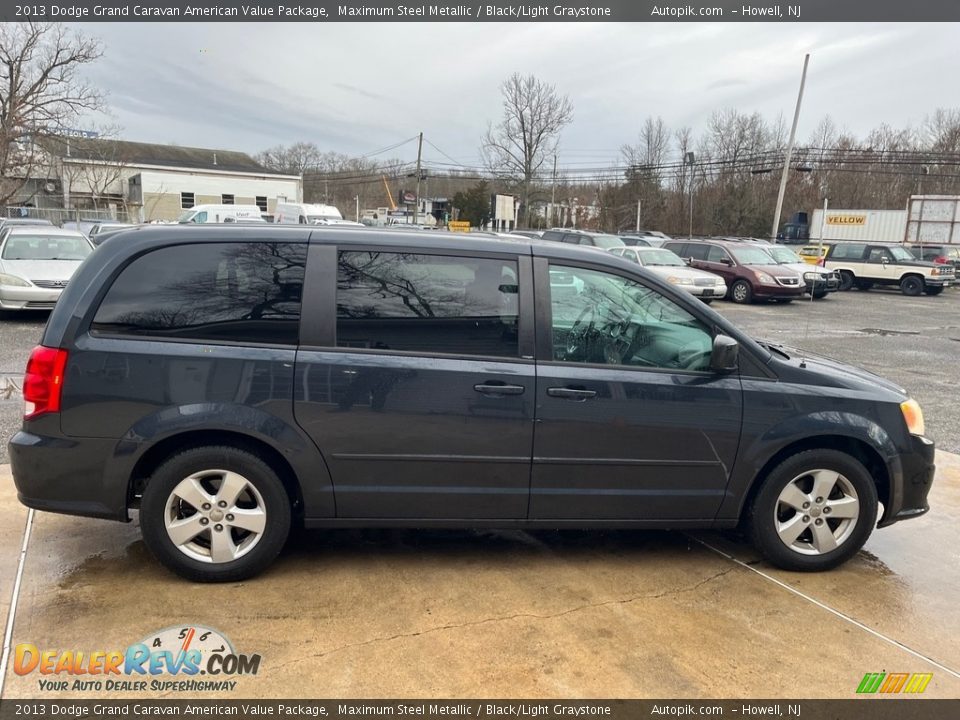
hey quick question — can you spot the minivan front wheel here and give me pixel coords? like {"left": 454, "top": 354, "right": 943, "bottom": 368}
{"left": 747, "top": 449, "right": 878, "bottom": 571}
{"left": 730, "top": 280, "right": 753, "bottom": 304}
{"left": 140, "top": 446, "right": 291, "bottom": 582}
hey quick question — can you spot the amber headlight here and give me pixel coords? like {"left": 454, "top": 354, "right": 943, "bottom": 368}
{"left": 900, "top": 399, "right": 925, "bottom": 436}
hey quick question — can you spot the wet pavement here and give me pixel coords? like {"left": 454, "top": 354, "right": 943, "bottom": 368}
{"left": 1, "top": 452, "right": 958, "bottom": 699}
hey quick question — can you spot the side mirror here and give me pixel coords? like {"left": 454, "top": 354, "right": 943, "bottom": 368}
{"left": 719, "top": 257, "right": 733, "bottom": 266}
{"left": 881, "top": 257, "right": 888, "bottom": 265}
{"left": 710, "top": 334, "right": 739, "bottom": 373}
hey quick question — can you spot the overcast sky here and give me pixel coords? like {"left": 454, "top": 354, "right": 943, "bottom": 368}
{"left": 82, "top": 22, "right": 958, "bottom": 168}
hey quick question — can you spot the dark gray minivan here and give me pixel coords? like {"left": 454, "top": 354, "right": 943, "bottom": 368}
{"left": 9, "top": 226, "right": 934, "bottom": 581}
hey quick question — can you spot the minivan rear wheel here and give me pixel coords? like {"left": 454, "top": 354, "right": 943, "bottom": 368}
{"left": 746, "top": 449, "right": 878, "bottom": 571}
{"left": 140, "top": 446, "right": 291, "bottom": 582}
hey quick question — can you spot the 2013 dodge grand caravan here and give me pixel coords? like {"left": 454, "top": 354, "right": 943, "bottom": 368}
{"left": 9, "top": 226, "right": 935, "bottom": 581}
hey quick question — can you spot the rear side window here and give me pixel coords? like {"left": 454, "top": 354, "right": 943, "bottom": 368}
{"left": 91, "top": 242, "right": 306, "bottom": 344}
{"left": 685, "top": 244, "right": 710, "bottom": 261}
{"left": 829, "top": 243, "right": 866, "bottom": 260}
{"left": 541, "top": 230, "right": 564, "bottom": 242}
{"left": 336, "top": 251, "right": 519, "bottom": 358}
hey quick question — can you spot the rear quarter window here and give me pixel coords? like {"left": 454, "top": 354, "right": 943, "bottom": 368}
{"left": 91, "top": 242, "right": 307, "bottom": 345}
{"left": 828, "top": 243, "right": 866, "bottom": 260}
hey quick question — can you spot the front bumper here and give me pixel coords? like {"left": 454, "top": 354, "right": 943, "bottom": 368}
{"left": 877, "top": 433, "right": 935, "bottom": 527}
{"left": 682, "top": 284, "right": 727, "bottom": 299}
{"left": 804, "top": 275, "right": 840, "bottom": 294}
{"left": 754, "top": 283, "right": 805, "bottom": 299}
{"left": 0, "top": 285, "right": 63, "bottom": 310}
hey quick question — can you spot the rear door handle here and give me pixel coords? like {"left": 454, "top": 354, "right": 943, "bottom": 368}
{"left": 474, "top": 382, "right": 525, "bottom": 396}
{"left": 547, "top": 387, "right": 597, "bottom": 401}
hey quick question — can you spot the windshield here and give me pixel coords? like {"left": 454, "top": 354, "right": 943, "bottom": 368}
{"left": 177, "top": 210, "right": 197, "bottom": 223}
{"left": 766, "top": 246, "right": 802, "bottom": 264}
{"left": 307, "top": 214, "right": 339, "bottom": 223}
{"left": 592, "top": 234, "right": 626, "bottom": 249}
{"left": 731, "top": 247, "right": 776, "bottom": 265}
{"left": 889, "top": 246, "right": 915, "bottom": 262}
{"left": 2, "top": 234, "right": 91, "bottom": 260}
{"left": 637, "top": 248, "right": 685, "bottom": 267}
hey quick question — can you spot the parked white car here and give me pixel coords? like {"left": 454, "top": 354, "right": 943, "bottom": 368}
{"left": 610, "top": 246, "right": 727, "bottom": 302}
{"left": 0, "top": 227, "right": 93, "bottom": 312}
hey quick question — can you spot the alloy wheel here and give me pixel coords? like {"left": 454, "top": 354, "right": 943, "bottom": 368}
{"left": 774, "top": 469, "right": 860, "bottom": 555}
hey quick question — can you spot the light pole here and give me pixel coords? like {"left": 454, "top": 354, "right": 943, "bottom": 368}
{"left": 685, "top": 152, "right": 695, "bottom": 239}
{"left": 771, "top": 53, "right": 811, "bottom": 240}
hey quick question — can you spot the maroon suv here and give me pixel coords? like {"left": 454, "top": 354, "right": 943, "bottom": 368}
{"left": 664, "top": 239, "right": 804, "bottom": 304}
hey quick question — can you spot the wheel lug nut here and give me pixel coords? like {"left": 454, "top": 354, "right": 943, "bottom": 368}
{"left": 199, "top": 518, "right": 209, "bottom": 526}
{"left": 201, "top": 503, "right": 211, "bottom": 510}
{"left": 214, "top": 524, "right": 223, "bottom": 532}
{"left": 802, "top": 501, "right": 810, "bottom": 509}
{"left": 226, "top": 514, "right": 234, "bottom": 521}
{"left": 802, "top": 515, "right": 810, "bottom": 523}
{"left": 823, "top": 507, "right": 831, "bottom": 514}
{"left": 815, "top": 518, "right": 824, "bottom": 525}
{"left": 217, "top": 501, "right": 227, "bottom": 508}
{"left": 815, "top": 497, "right": 823, "bottom": 504}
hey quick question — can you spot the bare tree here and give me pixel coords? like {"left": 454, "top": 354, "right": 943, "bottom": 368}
{"left": 0, "top": 22, "right": 104, "bottom": 209}
{"left": 481, "top": 73, "right": 573, "bottom": 226}
{"left": 255, "top": 141, "right": 322, "bottom": 175}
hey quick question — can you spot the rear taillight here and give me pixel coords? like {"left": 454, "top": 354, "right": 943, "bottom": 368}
{"left": 23, "top": 346, "right": 68, "bottom": 420}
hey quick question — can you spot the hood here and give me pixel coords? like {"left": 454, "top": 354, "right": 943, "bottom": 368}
{"left": 764, "top": 342, "right": 907, "bottom": 398}
{"left": 647, "top": 265, "right": 723, "bottom": 282}
{"left": 749, "top": 263, "right": 798, "bottom": 279}
{"left": 0, "top": 259, "right": 84, "bottom": 283}
{"left": 781, "top": 262, "right": 830, "bottom": 276}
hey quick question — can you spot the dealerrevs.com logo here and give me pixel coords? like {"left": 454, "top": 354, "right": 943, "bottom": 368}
{"left": 15, "top": 625, "right": 261, "bottom": 693}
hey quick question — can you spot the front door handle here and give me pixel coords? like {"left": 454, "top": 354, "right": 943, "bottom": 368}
{"left": 547, "top": 387, "right": 597, "bottom": 401}
{"left": 474, "top": 382, "right": 525, "bottom": 396}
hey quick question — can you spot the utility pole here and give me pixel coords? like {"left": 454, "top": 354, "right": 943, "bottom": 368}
{"left": 636, "top": 199, "right": 641, "bottom": 232}
{"left": 685, "top": 152, "right": 696, "bottom": 239}
{"left": 355, "top": 195, "right": 360, "bottom": 223}
{"left": 551, "top": 153, "right": 557, "bottom": 228}
{"left": 413, "top": 132, "right": 423, "bottom": 225}
{"left": 771, "top": 53, "right": 810, "bottom": 241}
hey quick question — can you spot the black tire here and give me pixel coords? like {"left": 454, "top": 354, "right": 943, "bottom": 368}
{"left": 700, "top": 298, "right": 713, "bottom": 305}
{"left": 811, "top": 291, "right": 828, "bottom": 300}
{"left": 730, "top": 279, "right": 753, "bottom": 304}
{"left": 855, "top": 280, "right": 874, "bottom": 291}
{"left": 772, "top": 298, "right": 793, "bottom": 304}
{"left": 838, "top": 271, "right": 855, "bottom": 291}
{"left": 924, "top": 286, "right": 944, "bottom": 296}
{"left": 140, "top": 446, "right": 292, "bottom": 582}
{"left": 900, "top": 275, "right": 924, "bottom": 296}
{"left": 746, "top": 449, "right": 878, "bottom": 572}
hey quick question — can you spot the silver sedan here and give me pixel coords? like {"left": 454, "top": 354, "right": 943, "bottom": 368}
{"left": 0, "top": 227, "right": 93, "bottom": 312}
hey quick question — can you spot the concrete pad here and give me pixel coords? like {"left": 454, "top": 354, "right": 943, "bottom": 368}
{"left": 0, "top": 472, "right": 28, "bottom": 681}
{"left": 1, "top": 460, "right": 959, "bottom": 699}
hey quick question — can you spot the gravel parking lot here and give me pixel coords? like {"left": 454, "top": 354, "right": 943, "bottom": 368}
{"left": 3, "top": 287, "right": 958, "bottom": 461}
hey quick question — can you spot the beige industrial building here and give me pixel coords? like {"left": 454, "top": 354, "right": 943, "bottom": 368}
{"left": 28, "top": 137, "right": 301, "bottom": 222}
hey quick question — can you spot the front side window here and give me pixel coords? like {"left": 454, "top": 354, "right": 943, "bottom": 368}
{"left": 707, "top": 246, "right": 730, "bottom": 264}
{"left": 685, "top": 244, "right": 710, "bottom": 261}
{"left": 549, "top": 264, "right": 713, "bottom": 371}
{"left": 337, "top": 252, "right": 519, "bottom": 358}
{"left": 92, "top": 242, "right": 306, "bottom": 344}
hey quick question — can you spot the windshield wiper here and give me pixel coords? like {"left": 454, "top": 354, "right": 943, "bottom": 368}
{"left": 758, "top": 340, "right": 791, "bottom": 359}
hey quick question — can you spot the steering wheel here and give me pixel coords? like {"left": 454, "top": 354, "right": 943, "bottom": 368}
{"left": 565, "top": 304, "right": 597, "bottom": 359}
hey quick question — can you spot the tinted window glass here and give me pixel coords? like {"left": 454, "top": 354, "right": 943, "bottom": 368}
{"left": 541, "top": 230, "right": 565, "bottom": 242}
{"left": 686, "top": 244, "right": 710, "bottom": 261}
{"left": 706, "top": 246, "right": 729, "bottom": 263}
{"left": 337, "top": 251, "right": 519, "bottom": 358}
{"left": 830, "top": 243, "right": 866, "bottom": 260}
{"left": 549, "top": 264, "right": 713, "bottom": 371}
{"left": 92, "top": 242, "right": 306, "bottom": 344}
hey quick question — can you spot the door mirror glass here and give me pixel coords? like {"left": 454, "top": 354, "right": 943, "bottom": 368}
{"left": 709, "top": 334, "right": 739, "bottom": 373}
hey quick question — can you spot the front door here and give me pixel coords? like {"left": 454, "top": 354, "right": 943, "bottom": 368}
{"left": 294, "top": 246, "right": 535, "bottom": 519}
{"left": 530, "top": 258, "right": 743, "bottom": 521}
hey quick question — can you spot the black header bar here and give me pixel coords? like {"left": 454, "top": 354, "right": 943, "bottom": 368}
{"left": 2, "top": 1, "right": 960, "bottom": 23}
